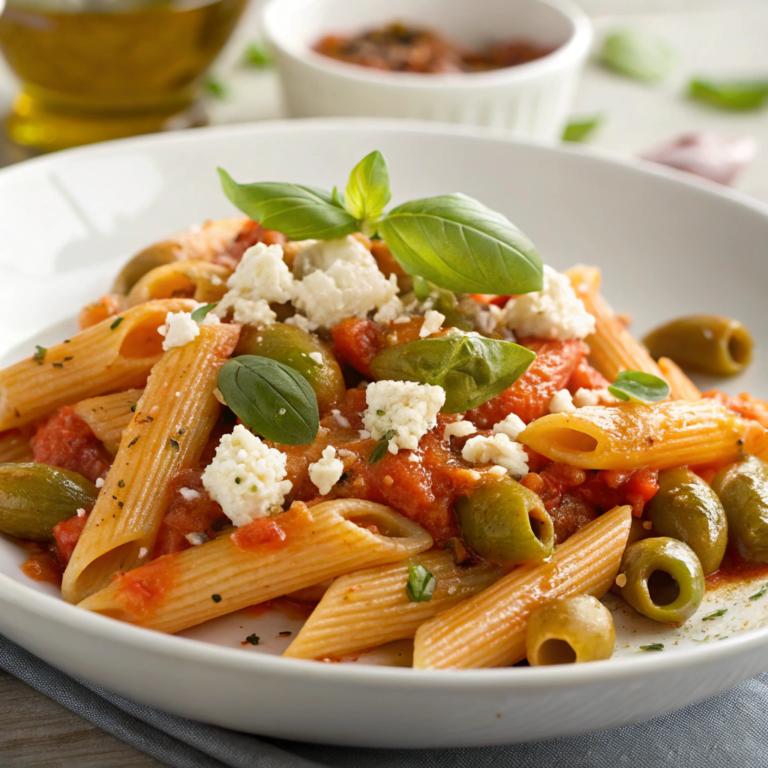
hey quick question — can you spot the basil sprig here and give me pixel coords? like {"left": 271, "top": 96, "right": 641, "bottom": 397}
{"left": 370, "top": 333, "right": 535, "bottom": 413}
{"left": 191, "top": 303, "right": 218, "bottom": 323}
{"left": 217, "top": 355, "right": 319, "bottom": 445}
{"left": 689, "top": 78, "right": 768, "bottom": 111}
{"left": 218, "top": 151, "right": 543, "bottom": 296}
{"left": 563, "top": 115, "right": 603, "bottom": 143}
{"left": 601, "top": 29, "right": 675, "bottom": 83}
{"left": 406, "top": 563, "right": 436, "bottom": 602}
{"left": 608, "top": 370, "right": 670, "bottom": 404}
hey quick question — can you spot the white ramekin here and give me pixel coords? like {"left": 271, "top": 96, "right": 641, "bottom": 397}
{"left": 262, "top": 0, "right": 593, "bottom": 141}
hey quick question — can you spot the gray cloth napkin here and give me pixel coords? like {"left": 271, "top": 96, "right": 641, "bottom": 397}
{"left": 1, "top": 633, "right": 766, "bottom": 768}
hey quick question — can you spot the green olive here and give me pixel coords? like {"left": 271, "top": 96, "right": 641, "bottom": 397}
{"left": 455, "top": 476, "right": 554, "bottom": 565}
{"left": 643, "top": 314, "right": 753, "bottom": 376}
{"left": 526, "top": 595, "right": 615, "bottom": 665}
{"left": 617, "top": 537, "right": 705, "bottom": 624}
{"left": 712, "top": 455, "right": 768, "bottom": 562}
{"left": 235, "top": 323, "right": 345, "bottom": 415}
{"left": 646, "top": 468, "right": 727, "bottom": 575}
{"left": 0, "top": 463, "right": 98, "bottom": 541}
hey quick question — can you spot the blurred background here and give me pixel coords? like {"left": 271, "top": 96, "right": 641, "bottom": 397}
{"left": 0, "top": 0, "right": 767, "bottom": 198}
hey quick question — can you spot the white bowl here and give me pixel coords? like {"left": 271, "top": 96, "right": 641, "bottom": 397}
{"left": 262, "top": 0, "right": 593, "bottom": 140}
{"left": 2, "top": 119, "right": 768, "bottom": 748}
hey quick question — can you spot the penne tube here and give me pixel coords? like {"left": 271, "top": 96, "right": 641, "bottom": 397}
{"left": 0, "top": 428, "right": 33, "bottom": 463}
{"left": 658, "top": 357, "right": 701, "bottom": 401}
{"left": 78, "top": 500, "right": 434, "bottom": 634}
{"left": 127, "top": 261, "right": 231, "bottom": 308}
{"left": 566, "top": 266, "right": 663, "bottom": 382}
{"left": 62, "top": 322, "right": 240, "bottom": 604}
{"left": 0, "top": 298, "right": 197, "bottom": 431}
{"left": 519, "top": 399, "right": 746, "bottom": 471}
{"left": 284, "top": 551, "right": 502, "bottom": 660}
{"left": 413, "top": 505, "right": 631, "bottom": 670}
{"left": 73, "top": 389, "right": 144, "bottom": 455}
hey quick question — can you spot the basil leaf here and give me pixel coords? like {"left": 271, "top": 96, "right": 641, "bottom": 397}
{"left": 204, "top": 76, "right": 228, "bottom": 100}
{"left": 563, "top": 115, "right": 602, "bottom": 143}
{"left": 344, "top": 150, "right": 392, "bottom": 223}
{"left": 217, "top": 355, "right": 319, "bottom": 445}
{"left": 639, "top": 642, "right": 664, "bottom": 652}
{"left": 608, "top": 370, "right": 670, "bottom": 404}
{"left": 406, "top": 563, "right": 436, "bottom": 602}
{"left": 370, "top": 333, "right": 535, "bottom": 413}
{"left": 191, "top": 303, "right": 218, "bottom": 323}
{"left": 689, "top": 78, "right": 768, "bottom": 111}
{"left": 218, "top": 169, "right": 358, "bottom": 240}
{"left": 601, "top": 29, "right": 675, "bottom": 83}
{"left": 378, "top": 194, "right": 543, "bottom": 295}
{"left": 369, "top": 430, "right": 395, "bottom": 464}
{"left": 243, "top": 41, "right": 273, "bottom": 68}
{"left": 331, "top": 186, "right": 346, "bottom": 210}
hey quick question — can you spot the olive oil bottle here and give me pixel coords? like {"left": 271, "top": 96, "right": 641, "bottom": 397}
{"left": 0, "top": 0, "right": 247, "bottom": 151}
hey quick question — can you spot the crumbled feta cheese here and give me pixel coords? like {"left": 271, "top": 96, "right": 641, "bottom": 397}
{"left": 393, "top": 315, "right": 411, "bottom": 324}
{"left": 201, "top": 424, "right": 292, "bottom": 526}
{"left": 308, "top": 446, "right": 345, "bottom": 496}
{"left": 462, "top": 434, "right": 529, "bottom": 479}
{"left": 290, "top": 237, "right": 401, "bottom": 329}
{"left": 549, "top": 389, "right": 576, "bottom": 414}
{"left": 200, "top": 311, "right": 221, "bottom": 327}
{"left": 331, "top": 409, "right": 351, "bottom": 428}
{"left": 95, "top": 478, "right": 105, "bottom": 489}
{"left": 285, "top": 314, "right": 319, "bottom": 333}
{"left": 502, "top": 265, "right": 595, "bottom": 341}
{"left": 159, "top": 311, "right": 199, "bottom": 351}
{"left": 474, "top": 304, "right": 504, "bottom": 336}
{"left": 308, "top": 352, "right": 324, "bottom": 365}
{"left": 642, "top": 520, "right": 653, "bottom": 531}
{"left": 374, "top": 296, "right": 406, "bottom": 324}
{"left": 138, "top": 547, "right": 148, "bottom": 559}
{"left": 215, "top": 243, "right": 293, "bottom": 327}
{"left": 358, "top": 429, "right": 371, "bottom": 439}
{"left": 488, "top": 465, "right": 507, "bottom": 477}
{"left": 572, "top": 387, "right": 618, "bottom": 408}
{"left": 615, "top": 573, "right": 628, "bottom": 588}
{"left": 338, "top": 448, "right": 355, "bottom": 459}
{"left": 76, "top": 508, "right": 87, "bottom": 518}
{"left": 492, "top": 413, "right": 526, "bottom": 440}
{"left": 185, "top": 531, "right": 210, "bottom": 546}
{"left": 210, "top": 274, "right": 224, "bottom": 286}
{"left": 363, "top": 381, "right": 446, "bottom": 453}
{"left": 408, "top": 452, "right": 422, "bottom": 463}
{"left": 179, "top": 487, "right": 201, "bottom": 502}
{"left": 443, "top": 420, "right": 477, "bottom": 441}
{"left": 420, "top": 309, "right": 445, "bottom": 338}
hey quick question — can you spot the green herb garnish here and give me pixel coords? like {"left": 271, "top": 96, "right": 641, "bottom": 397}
{"left": 412, "top": 275, "right": 431, "bottom": 302}
{"left": 191, "top": 303, "right": 218, "bottom": 323}
{"left": 563, "top": 115, "right": 603, "bottom": 143}
{"left": 33, "top": 345, "right": 46, "bottom": 364}
{"left": 639, "top": 642, "right": 664, "bottom": 652}
{"left": 243, "top": 41, "right": 273, "bottom": 68}
{"left": 689, "top": 78, "right": 768, "bottom": 111}
{"left": 749, "top": 584, "right": 768, "bottom": 601}
{"left": 169, "top": 438, "right": 180, "bottom": 451}
{"left": 370, "top": 333, "right": 535, "bottom": 413}
{"left": 117, "top": 479, "right": 125, "bottom": 488}
{"left": 110, "top": 317, "right": 124, "bottom": 330}
{"left": 406, "top": 563, "right": 436, "bottom": 602}
{"left": 130, "top": 404, "right": 137, "bottom": 413}
{"left": 204, "top": 76, "right": 228, "bottom": 100}
{"left": 212, "top": 593, "right": 222, "bottom": 603}
{"left": 608, "top": 370, "right": 670, "bottom": 404}
{"left": 245, "top": 634, "right": 260, "bottom": 645}
{"left": 702, "top": 608, "right": 728, "bottom": 621}
{"left": 217, "top": 355, "right": 319, "bottom": 445}
{"left": 218, "top": 151, "right": 543, "bottom": 296}
{"left": 369, "top": 430, "right": 395, "bottom": 464}
{"left": 601, "top": 29, "right": 675, "bottom": 83}
{"left": 52, "top": 362, "right": 64, "bottom": 369}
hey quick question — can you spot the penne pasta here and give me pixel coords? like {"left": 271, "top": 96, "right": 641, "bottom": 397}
{"left": 0, "top": 298, "right": 197, "bottom": 431}
{"left": 413, "top": 505, "right": 631, "bottom": 669}
{"left": 0, "top": 428, "right": 33, "bottom": 463}
{"left": 658, "top": 357, "right": 701, "bottom": 401}
{"left": 518, "top": 399, "right": 746, "bottom": 470}
{"left": 73, "top": 389, "right": 144, "bottom": 455}
{"left": 566, "top": 266, "right": 663, "bottom": 382}
{"left": 126, "top": 261, "right": 231, "bottom": 308}
{"left": 78, "top": 500, "right": 434, "bottom": 634}
{"left": 284, "top": 550, "right": 502, "bottom": 660}
{"left": 62, "top": 322, "right": 240, "bottom": 604}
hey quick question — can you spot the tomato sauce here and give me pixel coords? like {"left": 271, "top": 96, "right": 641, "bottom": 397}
{"left": 707, "top": 549, "right": 768, "bottom": 590}
{"left": 111, "top": 556, "right": 180, "bottom": 621}
{"left": 21, "top": 547, "right": 63, "bottom": 586}
{"left": 231, "top": 502, "right": 311, "bottom": 553}
{"left": 215, "top": 219, "right": 287, "bottom": 269}
{"left": 567, "top": 359, "right": 610, "bottom": 392}
{"left": 31, "top": 406, "right": 111, "bottom": 484}
{"left": 53, "top": 512, "right": 88, "bottom": 567}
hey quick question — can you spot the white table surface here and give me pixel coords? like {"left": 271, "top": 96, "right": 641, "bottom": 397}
{"left": 1, "top": 1, "right": 768, "bottom": 766}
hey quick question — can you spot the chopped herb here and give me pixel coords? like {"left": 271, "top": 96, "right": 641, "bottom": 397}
{"left": 212, "top": 593, "right": 222, "bottom": 603}
{"left": 243, "top": 41, "right": 273, "bottom": 68}
{"left": 639, "top": 642, "right": 664, "bottom": 652}
{"left": 369, "top": 430, "right": 395, "bottom": 464}
{"left": 689, "top": 78, "right": 768, "bottom": 111}
{"left": 406, "top": 562, "right": 436, "bottom": 603}
{"left": 110, "top": 316, "right": 124, "bottom": 330}
{"left": 204, "top": 76, "right": 228, "bottom": 100}
{"left": 130, "top": 405, "right": 137, "bottom": 412}
{"left": 127, "top": 437, "right": 139, "bottom": 448}
{"left": 64, "top": 339, "right": 71, "bottom": 343}
{"left": 601, "top": 28, "right": 675, "bottom": 83}
{"left": 117, "top": 479, "right": 125, "bottom": 488}
{"left": 702, "top": 608, "right": 728, "bottom": 621}
{"left": 169, "top": 438, "right": 180, "bottom": 451}
{"left": 235, "top": 477, "right": 242, "bottom": 484}
{"left": 279, "top": 631, "right": 292, "bottom": 637}
{"left": 245, "top": 634, "right": 260, "bottom": 645}
{"left": 52, "top": 362, "right": 64, "bottom": 368}
{"left": 64, "top": 356, "right": 73, "bottom": 362}
{"left": 13, "top": 408, "right": 20, "bottom": 418}
{"left": 191, "top": 303, "right": 218, "bottom": 323}
{"left": 117, "top": 501, "right": 124, "bottom": 508}
{"left": 749, "top": 584, "right": 768, "bottom": 601}
{"left": 562, "top": 115, "right": 602, "bottom": 143}
{"left": 33, "top": 345, "right": 46, "bottom": 364}
{"left": 376, "top": 409, "right": 385, "bottom": 416}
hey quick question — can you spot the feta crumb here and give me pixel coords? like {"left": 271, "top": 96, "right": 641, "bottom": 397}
{"left": 492, "top": 413, "right": 526, "bottom": 440}
{"left": 200, "top": 311, "right": 221, "bottom": 327}
{"left": 572, "top": 387, "right": 618, "bottom": 408}
{"left": 95, "top": 478, "right": 105, "bottom": 489}
{"left": 642, "top": 520, "right": 653, "bottom": 531}
{"left": 308, "top": 351, "right": 324, "bottom": 365}
{"left": 489, "top": 465, "right": 507, "bottom": 477}
{"left": 285, "top": 314, "right": 319, "bottom": 332}
{"left": 76, "top": 508, "right": 86, "bottom": 518}
{"left": 338, "top": 448, "right": 355, "bottom": 459}
{"left": 374, "top": 296, "right": 405, "bottom": 324}
{"left": 408, "top": 452, "right": 421, "bottom": 463}
{"left": 502, "top": 265, "right": 595, "bottom": 341}
{"left": 615, "top": 573, "right": 628, "bottom": 588}
{"left": 358, "top": 429, "right": 371, "bottom": 439}
{"left": 393, "top": 315, "right": 411, "bottom": 324}
{"left": 201, "top": 424, "right": 292, "bottom": 527}
{"left": 462, "top": 434, "right": 529, "bottom": 479}
{"left": 213, "top": 387, "right": 227, "bottom": 405}
{"left": 159, "top": 311, "right": 200, "bottom": 351}
{"left": 185, "top": 531, "right": 210, "bottom": 547}
{"left": 138, "top": 547, "right": 148, "bottom": 559}
{"left": 308, "top": 446, "right": 345, "bottom": 496}
{"left": 443, "top": 420, "right": 477, "bottom": 441}
{"left": 474, "top": 304, "right": 504, "bottom": 336}
{"left": 363, "top": 380, "right": 446, "bottom": 453}
{"left": 549, "top": 389, "right": 576, "bottom": 414}
{"left": 179, "top": 487, "right": 201, "bottom": 502}
{"left": 210, "top": 274, "right": 224, "bottom": 286}
{"left": 331, "top": 409, "right": 351, "bottom": 428}
{"left": 419, "top": 309, "right": 445, "bottom": 338}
